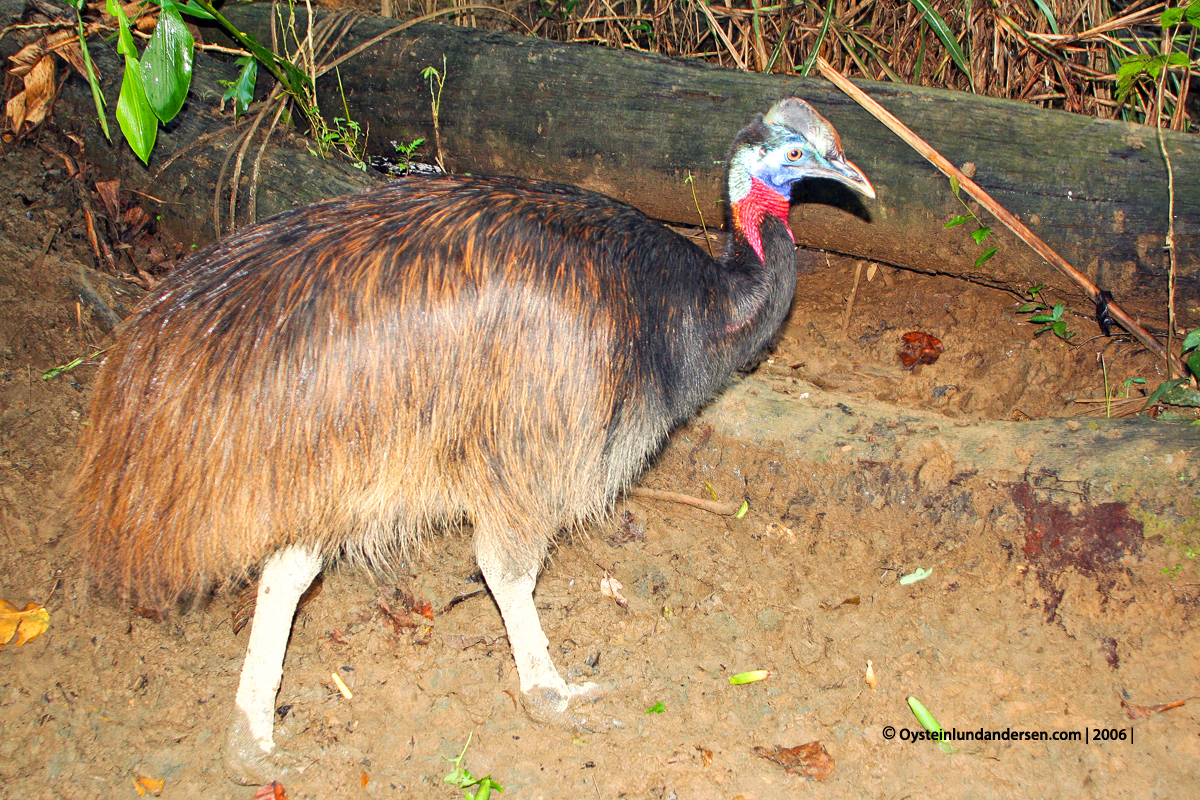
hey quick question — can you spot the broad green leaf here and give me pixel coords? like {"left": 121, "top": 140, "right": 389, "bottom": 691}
{"left": 1188, "top": 2, "right": 1200, "bottom": 26}
{"left": 1029, "top": 312, "right": 1056, "bottom": 323}
{"left": 906, "top": 0, "right": 973, "bottom": 89}
{"left": 117, "top": 60, "right": 158, "bottom": 163}
{"left": 221, "top": 56, "right": 258, "bottom": 117}
{"left": 1051, "top": 301, "right": 1065, "bottom": 318}
{"left": 1162, "top": 7, "right": 1185, "bottom": 27}
{"left": 1015, "top": 302, "right": 1041, "bottom": 313}
{"left": 949, "top": 175, "right": 960, "bottom": 195}
{"left": 944, "top": 214, "right": 970, "bottom": 228}
{"left": 1186, "top": 350, "right": 1200, "bottom": 378}
{"left": 1183, "top": 328, "right": 1200, "bottom": 352}
{"left": 970, "top": 226, "right": 992, "bottom": 244}
{"left": 140, "top": 5, "right": 193, "bottom": 123}
{"left": 973, "top": 246, "right": 998, "bottom": 268}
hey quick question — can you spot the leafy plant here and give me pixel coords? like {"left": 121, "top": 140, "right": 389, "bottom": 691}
{"left": 392, "top": 137, "right": 427, "bottom": 172}
{"left": 443, "top": 734, "right": 504, "bottom": 800}
{"left": 1144, "top": 327, "right": 1200, "bottom": 409}
{"left": 422, "top": 58, "right": 448, "bottom": 173}
{"left": 1115, "top": 1, "right": 1199, "bottom": 119}
{"left": 943, "top": 176, "right": 998, "bottom": 269}
{"left": 1015, "top": 284, "right": 1075, "bottom": 342}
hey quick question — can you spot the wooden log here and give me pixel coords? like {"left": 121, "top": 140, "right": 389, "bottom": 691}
{"left": 212, "top": 7, "right": 1196, "bottom": 305}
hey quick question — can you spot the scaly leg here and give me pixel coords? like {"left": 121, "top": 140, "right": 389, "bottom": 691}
{"left": 475, "top": 539, "right": 604, "bottom": 726}
{"left": 225, "top": 545, "right": 322, "bottom": 785}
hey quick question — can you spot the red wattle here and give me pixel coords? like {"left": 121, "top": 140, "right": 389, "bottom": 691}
{"left": 731, "top": 177, "right": 794, "bottom": 262}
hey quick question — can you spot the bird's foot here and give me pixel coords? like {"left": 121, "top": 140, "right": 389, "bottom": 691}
{"left": 224, "top": 712, "right": 312, "bottom": 786}
{"left": 521, "top": 679, "right": 620, "bottom": 732}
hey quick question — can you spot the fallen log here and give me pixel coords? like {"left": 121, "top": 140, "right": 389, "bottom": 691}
{"left": 6, "top": 3, "right": 1195, "bottom": 308}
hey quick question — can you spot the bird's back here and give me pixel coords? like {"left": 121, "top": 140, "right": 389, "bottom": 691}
{"left": 77, "top": 175, "right": 715, "bottom": 605}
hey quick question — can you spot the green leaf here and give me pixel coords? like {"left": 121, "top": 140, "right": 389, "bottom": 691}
{"left": 221, "top": 56, "right": 257, "bottom": 117}
{"left": 944, "top": 214, "right": 970, "bottom": 228}
{"left": 1015, "top": 302, "right": 1040, "bottom": 314}
{"left": 1188, "top": 2, "right": 1200, "bottom": 26}
{"left": 948, "top": 175, "right": 960, "bottom": 195}
{"left": 1162, "top": 7, "right": 1185, "bottom": 27}
{"left": 106, "top": 0, "right": 157, "bottom": 163}
{"left": 907, "top": 0, "right": 973, "bottom": 89}
{"left": 1029, "top": 313, "right": 1055, "bottom": 323}
{"left": 973, "top": 246, "right": 998, "bottom": 268}
{"left": 1052, "top": 321, "right": 1071, "bottom": 340}
{"left": 645, "top": 701, "right": 665, "bottom": 714}
{"left": 970, "top": 226, "right": 992, "bottom": 244}
{"left": 1186, "top": 351, "right": 1200, "bottom": 378}
{"left": 1116, "top": 54, "right": 1153, "bottom": 100}
{"left": 116, "top": 59, "right": 158, "bottom": 163}
{"left": 1183, "top": 328, "right": 1200, "bottom": 352}
{"left": 1147, "top": 377, "right": 1200, "bottom": 407}
{"left": 140, "top": 5, "right": 193, "bottom": 123}
{"left": 1050, "top": 301, "right": 1065, "bottom": 320}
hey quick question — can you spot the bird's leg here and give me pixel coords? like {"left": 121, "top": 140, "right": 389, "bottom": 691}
{"left": 225, "top": 545, "right": 323, "bottom": 785}
{"left": 476, "top": 539, "right": 605, "bottom": 727}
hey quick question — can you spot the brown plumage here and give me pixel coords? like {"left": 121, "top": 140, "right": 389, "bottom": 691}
{"left": 74, "top": 98, "right": 873, "bottom": 782}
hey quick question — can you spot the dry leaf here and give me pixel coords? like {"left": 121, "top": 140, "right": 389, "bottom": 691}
{"left": 696, "top": 744, "right": 713, "bottom": 766}
{"left": 865, "top": 659, "right": 878, "bottom": 689}
{"left": 95, "top": 179, "right": 121, "bottom": 221}
{"left": 600, "top": 572, "right": 628, "bottom": 610}
{"left": 6, "top": 54, "right": 55, "bottom": 136}
{"left": 0, "top": 599, "right": 50, "bottom": 647}
{"left": 866, "top": 263, "right": 878, "bottom": 282}
{"left": 132, "top": 774, "right": 164, "bottom": 796}
{"left": 1122, "top": 699, "right": 1185, "bottom": 719}
{"left": 752, "top": 742, "right": 835, "bottom": 780}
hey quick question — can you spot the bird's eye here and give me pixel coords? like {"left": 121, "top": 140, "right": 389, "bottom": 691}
{"left": 786, "top": 148, "right": 803, "bottom": 162}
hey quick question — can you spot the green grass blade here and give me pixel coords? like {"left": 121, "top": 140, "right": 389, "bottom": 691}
{"left": 799, "top": 0, "right": 835, "bottom": 77}
{"left": 906, "top": 0, "right": 973, "bottom": 90}
{"left": 1031, "top": 0, "right": 1059, "bottom": 35}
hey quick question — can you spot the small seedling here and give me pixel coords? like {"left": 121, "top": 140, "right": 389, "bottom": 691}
{"left": 944, "top": 176, "right": 998, "bottom": 269}
{"left": 422, "top": 58, "right": 448, "bottom": 172}
{"left": 443, "top": 734, "right": 505, "bottom": 800}
{"left": 645, "top": 701, "right": 666, "bottom": 713}
{"left": 1015, "top": 284, "right": 1075, "bottom": 342}
{"left": 393, "top": 137, "right": 427, "bottom": 173}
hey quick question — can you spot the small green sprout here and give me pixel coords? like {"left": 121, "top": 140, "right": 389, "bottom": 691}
{"left": 907, "top": 695, "right": 956, "bottom": 754}
{"left": 645, "top": 701, "right": 666, "bottom": 714}
{"left": 729, "top": 670, "right": 770, "bottom": 685}
{"left": 443, "top": 733, "right": 505, "bottom": 800}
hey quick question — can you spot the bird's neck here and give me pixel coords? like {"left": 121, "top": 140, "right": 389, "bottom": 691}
{"left": 730, "top": 177, "right": 794, "bottom": 262}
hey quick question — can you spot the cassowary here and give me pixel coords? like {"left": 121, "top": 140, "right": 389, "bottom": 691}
{"left": 74, "top": 97, "right": 873, "bottom": 783}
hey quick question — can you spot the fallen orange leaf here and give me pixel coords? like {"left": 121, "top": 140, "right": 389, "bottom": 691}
{"left": 133, "top": 774, "right": 164, "bottom": 796}
{"left": 0, "top": 599, "right": 50, "bottom": 647}
{"left": 1122, "top": 699, "right": 1186, "bottom": 719}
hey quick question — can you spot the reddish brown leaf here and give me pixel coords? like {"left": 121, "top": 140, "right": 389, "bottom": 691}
{"left": 252, "top": 781, "right": 287, "bottom": 800}
{"left": 897, "top": 331, "right": 944, "bottom": 369}
{"left": 752, "top": 741, "right": 835, "bottom": 780}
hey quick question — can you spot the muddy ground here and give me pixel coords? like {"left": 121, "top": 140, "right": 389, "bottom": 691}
{"left": 1, "top": 141, "right": 1198, "bottom": 800}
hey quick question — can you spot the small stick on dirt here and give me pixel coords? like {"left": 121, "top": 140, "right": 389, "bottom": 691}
{"left": 630, "top": 486, "right": 741, "bottom": 515}
{"left": 842, "top": 260, "right": 864, "bottom": 332}
{"left": 816, "top": 57, "right": 1187, "bottom": 378}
